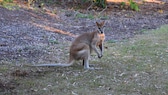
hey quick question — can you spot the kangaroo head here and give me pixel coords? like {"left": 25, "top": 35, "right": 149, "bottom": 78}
{"left": 96, "top": 21, "right": 105, "bottom": 34}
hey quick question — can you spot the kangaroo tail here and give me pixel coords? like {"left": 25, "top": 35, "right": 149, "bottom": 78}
{"left": 26, "top": 60, "right": 74, "bottom": 67}
{"left": 32, "top": 63, "right": 73, "bottom": 67}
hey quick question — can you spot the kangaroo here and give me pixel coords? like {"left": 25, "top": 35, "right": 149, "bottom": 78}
{"left": 32, "top": 21, "right": 105, "bottom": 69}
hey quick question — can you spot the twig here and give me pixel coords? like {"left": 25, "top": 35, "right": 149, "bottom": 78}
{"left": 98, "top": 5, "right": 107, "bottom": 15}
{"left": 87, "top": 1, "right": 94, "bottom": 12}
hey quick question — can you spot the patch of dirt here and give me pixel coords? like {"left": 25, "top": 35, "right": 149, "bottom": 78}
{"left": 11, "top": 69, "right": 28, "bottom": 77}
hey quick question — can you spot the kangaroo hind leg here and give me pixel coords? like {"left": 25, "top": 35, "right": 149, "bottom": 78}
{"left": 81, "top": 49, "right": 94, "bottom": 70}
{"left": 76, "top": 44, "right": 93, "bottom": 69}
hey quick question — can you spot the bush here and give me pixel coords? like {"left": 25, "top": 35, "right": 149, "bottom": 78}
{"left": 94, "top": 0, "right": 106, "bottom": 8}
{"left": 129, "top": 0, "right": 139, "bottom": 11}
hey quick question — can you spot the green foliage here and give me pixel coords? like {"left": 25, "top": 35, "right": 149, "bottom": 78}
{"left": 120, "top": 2, "right": 126, "bottom": 9}
{"left": 76, "top": 13, "right": 94, "bottom": 19}
{"left": 129, "top": 0, "right": 139, "bottom": 11}
{"left": 120, "top": 0, "right": 139, "bottom": 11}
{"left": 94, "top": 0, "right": 106, "bottom": 8}
{"left": 0, "top": 0, "right": 18, "bottom": 10}
{"left": 121, "top": 2, "right": 126, "bottom": 7}
{"left": 82, "top": 0, "right": 90, "bottom": 3}
{"left": 3, "top": 0, "right": 13, "bottom": 3}
{"left": 0, "top": 0, "right": 13, "bottom": 5}
{"left": 49, "top": 39, "right": 59, "bottom": 44}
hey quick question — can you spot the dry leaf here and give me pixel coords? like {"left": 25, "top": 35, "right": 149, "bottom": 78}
{"left": 158, "top": 10, "right": 163, "bottom": 14}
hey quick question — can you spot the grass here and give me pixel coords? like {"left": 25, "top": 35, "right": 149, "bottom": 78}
{"left": 75, "top": 13, "right": 94, "bottom": 19}
{"left": 0, "top": 0, "right": 19, "bottom": 10}
{"left": 0, "top": 25, "right": 168, "bottom": 95}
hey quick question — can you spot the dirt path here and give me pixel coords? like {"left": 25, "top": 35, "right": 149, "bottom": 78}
{"left": 0, "top": 1, "right": 168, "bottom": 62}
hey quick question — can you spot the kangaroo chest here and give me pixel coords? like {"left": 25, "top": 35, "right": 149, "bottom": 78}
{"left": 97, "top": 33, "right": 105, "bottom": 46}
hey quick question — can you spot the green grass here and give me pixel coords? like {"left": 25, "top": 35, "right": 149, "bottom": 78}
{"left": 0, "top": 25, "right": 168, "bottom": 95}
{"left": 75, "top": 13, "right": 94, "bottom": 19}
{"left": 0, "top": 0, "right": 19, "bottom": 10}
{"left": 48, "top": 39, "right": 59, "bottom": 44}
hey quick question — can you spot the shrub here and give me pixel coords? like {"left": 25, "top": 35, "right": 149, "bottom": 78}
{"left": 129, "top": 0, "right": 139, "bottom": 11}
{"left": 94, "top": 0, "right": 106, "bottom": 8}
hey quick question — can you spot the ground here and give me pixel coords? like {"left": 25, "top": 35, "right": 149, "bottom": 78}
{"left": 0, "top": 0, "right": 168, "bottom": 94}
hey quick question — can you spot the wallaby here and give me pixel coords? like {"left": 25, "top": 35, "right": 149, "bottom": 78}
{"left": 32, "top": 21, "right": 105, "bottom": 69}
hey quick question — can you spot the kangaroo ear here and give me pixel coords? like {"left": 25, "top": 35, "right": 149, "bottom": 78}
{"left": 96, "top": 22, "right": 100, "bottom": 26}
{"left": 101, "top": 21, "right": 105, "bottom": 25}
